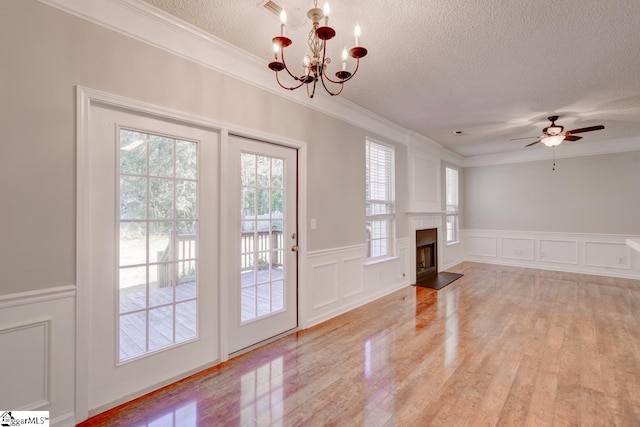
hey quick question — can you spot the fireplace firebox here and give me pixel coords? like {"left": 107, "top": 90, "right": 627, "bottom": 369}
{"left": 416, "top": 228, "right": 437, "bottom": 282}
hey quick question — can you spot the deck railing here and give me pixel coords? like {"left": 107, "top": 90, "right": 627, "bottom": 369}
{"left": 156, "top": 230, "right": 283, "bottom": 287}
{"left": 241, "top": 230, "right": 284, "bottom": 271}
{"left": 156, "top": 232, "right": 196, "bottom": 288}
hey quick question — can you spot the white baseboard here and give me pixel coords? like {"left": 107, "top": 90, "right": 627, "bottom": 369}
{"left": 51, "top": 411, "right": 76, "bottom": 427}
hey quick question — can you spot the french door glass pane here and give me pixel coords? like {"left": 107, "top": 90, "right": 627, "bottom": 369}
{"left": 240, "top": 152, "right": 286, "bottom": 323}
{"left": 118, "top": 128, "right": 198, "bottom": 362}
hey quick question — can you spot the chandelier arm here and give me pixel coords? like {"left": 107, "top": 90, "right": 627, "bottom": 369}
{"left": 319, "top": 72, "right": 345, "bottom": 96}
{"left": 275, "top": 71, "right": 306, "bottom": 91}
{"left": 308, "top": 78, "right": 317, "bottom": 98}
{"left": 280, "top": 47, "right": 303, "bottom": 82}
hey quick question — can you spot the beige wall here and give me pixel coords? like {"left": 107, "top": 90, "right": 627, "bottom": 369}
{"left": 0, "top": 0, "right": 408, "bottom": 294}
{"left": 463, "top": 151, "right": 640, "bottom": 234}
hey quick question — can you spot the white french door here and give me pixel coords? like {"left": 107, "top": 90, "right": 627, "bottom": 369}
{"left": 84, "top": 103, "right": 219, "bottom": 412}
{"left": 226, "top": 135, "right": 298, "bottom": 353}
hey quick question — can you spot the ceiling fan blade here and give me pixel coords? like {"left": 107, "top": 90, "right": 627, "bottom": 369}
{"left": 525, "top": 140, "right": 541, "bottom": 147}
{"left": 510, "top": 136, "right": 539, "bottom": 140}
{"left": 566, "top": 125, "right": 605, "bottom": 134}
{"left": 564, "top": 135, "right": 583, "bottom": 142}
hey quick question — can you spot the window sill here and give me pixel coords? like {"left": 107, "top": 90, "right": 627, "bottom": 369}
{"left": 365, "top": 255, "right": 399, "bottom": 266}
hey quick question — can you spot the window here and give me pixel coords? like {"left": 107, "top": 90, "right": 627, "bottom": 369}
{"left": 366, "top": 140, "right": 395, "bottom": 259}
{"left": 445, "top": 166, "right": 459, "bottom": 244}
{"left": 118, "top": 128, "right": 198, "bottom": 362}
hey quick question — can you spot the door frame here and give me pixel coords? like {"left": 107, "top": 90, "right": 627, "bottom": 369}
{"left": 76, "top": 86, "right": 308, "bottom": 421}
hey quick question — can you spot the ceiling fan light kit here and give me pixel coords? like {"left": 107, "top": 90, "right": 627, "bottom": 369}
{"left": 268, "top": 0, "right": 366, "bottom": 98}
{"left": 541, "top": 134, "right": 565, "bottom": 147}
{"left": 522, "top": 115, "right": 605, "bottom": 148}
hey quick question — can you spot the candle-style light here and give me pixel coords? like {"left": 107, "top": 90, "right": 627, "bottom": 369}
{"left": 341, "top": 47, "right": 348, "bottom": 71}
{"left": 280, "top": 9, "right": 287, "bottom": 36}
{"left": 323, "top": 2, "right": 330, "bottom": 26}
{"left": 267, "top": 0, "right": 367, "bottom": 98}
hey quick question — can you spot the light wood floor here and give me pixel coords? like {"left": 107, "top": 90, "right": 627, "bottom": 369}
{"left": 80, "top": 262, "right": 640, "bottom": 426}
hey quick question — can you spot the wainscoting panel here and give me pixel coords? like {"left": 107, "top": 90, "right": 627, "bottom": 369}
{"left": 501, "top": 237, "right": 535, "bottom": 261}
{"left": 305, "top": 243, "right": 410, "bottom": 327}
{"left": 464, "top": 230, "right": 640, "bottom": 279}
{"left": 342, "top": 257, "right": 364, "bottom": 298}
{"left": 0, "top": 286, "right": 76, "bottom": 427}
{"left": 585, "top": 241, "right": 631, "bottom": 270}
{"left": 0, "top": 320, "right": 49, "bottom": 410}
{"left": 467, "top": 236, "right": 498, "bottom": 258}
{"left": 539, "top": 239, "right": 579, "bottom": 265}
{"left": 310, "top": 261, "right": 339, "bottom": 310}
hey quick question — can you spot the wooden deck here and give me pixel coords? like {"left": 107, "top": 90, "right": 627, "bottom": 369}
{"left": 119, "top": 268, "right": 284, "bottom": 360}
{"left": 84, "top": 262, "right": 640, "bottom": 426}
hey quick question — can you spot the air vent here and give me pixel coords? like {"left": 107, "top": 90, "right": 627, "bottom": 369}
{"left": 262, "top": 0, "right": 282, "bottom": 16}
{"left": 258, "top": 1, "right": 304, "bottom": 29}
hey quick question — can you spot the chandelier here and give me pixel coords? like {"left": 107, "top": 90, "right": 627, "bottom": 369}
{"left": 268, "top": 1, "right": 367, "bottom": 98}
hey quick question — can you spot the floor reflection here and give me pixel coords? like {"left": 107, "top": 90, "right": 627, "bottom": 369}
{"left": 240, "top": 355, "right": 284, "bottom": 426}
{"left": 444, "top": 288, "right": 460, "bottom": 367}
{"left": 363, "top": 331, "right": 395, "bottom": 425}
{"left": 132, "top": 401, "right": 197, "bottom": 427}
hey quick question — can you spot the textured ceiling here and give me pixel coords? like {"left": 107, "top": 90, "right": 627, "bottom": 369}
{"left": 142, "top": 0, "right": 640, "bottom": 157}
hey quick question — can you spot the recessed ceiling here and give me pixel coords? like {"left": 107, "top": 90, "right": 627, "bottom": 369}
{"left": 142, "top": 0, "right": 640, "bottom": 157}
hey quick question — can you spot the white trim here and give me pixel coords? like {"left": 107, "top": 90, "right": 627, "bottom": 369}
{"left": 307, "top": 244, "right": 367, "bottom": 258}
{"left": 627, "top": 238, "right": 640, "bottom": 253}
{"left": 218, "top": 129, "right": 230, "bottom": 362}
{"left": 50, "top": 411, "right": 76, "bottom": 427}
{"left": 0, "top": 285, "right": 75, "bottom": 309}
{"left": 364, "top": 256, "right": 399, "bottom": 266}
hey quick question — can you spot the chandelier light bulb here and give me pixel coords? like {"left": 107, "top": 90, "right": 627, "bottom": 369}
{"left": 273, "top": 42, "right": 279, "bottom": 59}
{"left": 341, "top": 47, "right": 348, "bottom": 70}
{"left": 280, "top": 9, "right": 287, "bottom": 35}
{"left": 323, "top": 2, "right": 330, "bottom": 25}
{"left": 354, "top": 23, "right": 361, "bottom": 46}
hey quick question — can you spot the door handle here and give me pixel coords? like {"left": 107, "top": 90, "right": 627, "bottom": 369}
{"left": 291, "top": 245, "right": 299, "bottom": 252}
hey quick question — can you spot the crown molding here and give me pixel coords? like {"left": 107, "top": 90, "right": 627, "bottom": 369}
{"left": 35, "top": 0, "right": 635, "bottom": 166}
{"left": 463, "top": 136, "right": 640, "bottom": 168}
{"left": 37, "top": 0, "right": 419, "bottom": 147}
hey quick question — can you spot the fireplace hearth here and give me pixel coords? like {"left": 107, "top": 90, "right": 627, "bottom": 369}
{"left": 416, "top": 228, "right": 437, "bottom": 282}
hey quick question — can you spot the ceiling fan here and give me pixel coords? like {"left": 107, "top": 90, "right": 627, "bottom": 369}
{"left": 515, "top": 116, "right": 605, "bottom": 148}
